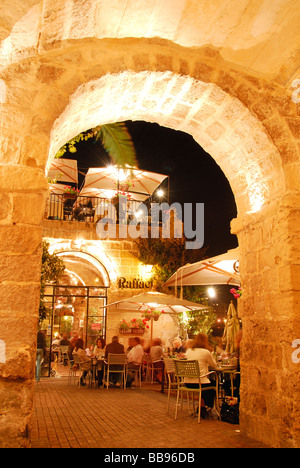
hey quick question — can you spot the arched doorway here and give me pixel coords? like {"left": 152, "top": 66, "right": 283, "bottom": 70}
{"left": 0, "top": 3, "right": 299, "bottom": 447}
{"left": 39, "top": 249, "right": 109, "bottom": 377}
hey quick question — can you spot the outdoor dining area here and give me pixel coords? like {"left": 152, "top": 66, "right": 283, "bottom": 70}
{"left": 51, "top": 328, "right": 240, "bottom": 426}
{"left": 46, "top": 159, "right": 168, "bottom": 223}
{"left": 50, "top": 282, "right": 241, "bottom": 426}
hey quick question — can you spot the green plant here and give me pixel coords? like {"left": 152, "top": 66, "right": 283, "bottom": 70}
{"left": 134, "top": 237, "right": 208, "bottom": 295}
{"left": 40, "top": 242, "right": 65, "bottom": 322}
{"left": 230, "top": 287, "right": 242, "bottom": 299}
{"left": 119, "top": 319, "right": 131, "bottom": 330}
{"left": 141, "top": 309, "right": 163, "bottom": 320}
{"left": 178, "top": 309, "right": 216, "bottom": 339}
{"left": 64, "top": 186, "right": 80, "bottom": 195}
{"left": 131, "top": 318, "right": 149, "bottom": 329}
{"left": 54, "top": 122, "right": 137, "bottom": 168}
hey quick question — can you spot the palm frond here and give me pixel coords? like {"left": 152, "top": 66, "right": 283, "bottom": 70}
{"left": 96, "top": 122, "right": 137, "bottom": 167}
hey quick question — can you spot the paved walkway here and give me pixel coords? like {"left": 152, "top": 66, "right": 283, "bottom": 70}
{"left": 31, "top": 374, "right": 269, "bottom": 449}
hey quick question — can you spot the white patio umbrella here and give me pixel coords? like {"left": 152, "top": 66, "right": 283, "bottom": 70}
{"left": 48, "top": 183, "right": 68, "bottom": 195}
{"left": 104, "top": 291, "right": 209, "bottom": 313}
{"left": 79, "top": 186, "right": 149, "bottom": 202}
{"left": 80, "top": 166, "right": 168, "bottom": 201}
{"left": 164, "top": 248, "right": 240, "bottom": 288}
{"left": 47, "top": 159, "right": 78, "bottom": 184}
{"left": 102, "top": 291, "right": 210, "bottom": 343}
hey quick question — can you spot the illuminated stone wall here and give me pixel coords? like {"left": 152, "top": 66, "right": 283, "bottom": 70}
{"left": 0, "top": 0, "right": 299, "bottom": 448}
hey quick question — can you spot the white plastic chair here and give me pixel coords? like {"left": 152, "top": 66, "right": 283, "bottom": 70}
{"left": 73, "top": 353, "right": 92, "bottom": 387}
{"left": 163, "top": 358, "right": 178, "bottom": 412}
{"left": 173, "top": 359, "right": 219, "bottom": 423}
{"left": 104, "top": 353, "right": 127, "bottom": 389}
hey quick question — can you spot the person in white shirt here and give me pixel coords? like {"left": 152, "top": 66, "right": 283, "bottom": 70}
{"left": 150, "top": 338, "right": 165, "bottom": 362}
{"left": 185, "top": 333, "right": 217, "bottom": 409}
{"left": 126, "top": 337, "right": 144, "bottom": 386}
{"left": 127, "top": 337, "right": 143, "bottom": 366}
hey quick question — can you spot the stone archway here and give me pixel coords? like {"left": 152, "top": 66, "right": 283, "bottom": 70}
{"left": 0, "top": 1, "right": 299, "bottom": 449}
{"left": 44, "top": 70, "right": 298, "bottom": 448}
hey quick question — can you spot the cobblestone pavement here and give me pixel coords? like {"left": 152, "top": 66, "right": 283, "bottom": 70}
{"left": 31, "top": 375, "right": 269, "bottom": 449}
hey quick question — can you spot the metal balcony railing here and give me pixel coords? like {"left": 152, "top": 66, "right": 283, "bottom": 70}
{"left": 46, "top": 193, "right": 150, "bottom": 224}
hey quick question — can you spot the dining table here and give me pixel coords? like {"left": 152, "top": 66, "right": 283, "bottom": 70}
{"left": 90, "top": 356, "right": 105, "bottom": 388}
{"left": 216, "top": 365, "right": 239, "bottom": 398}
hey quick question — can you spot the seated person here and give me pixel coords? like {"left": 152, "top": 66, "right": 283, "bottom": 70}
{"left": 94, "top": 337, "right": 106, "bottom": 387}
{"left": 85, "top": 344, "right": 94, "bottom": 357}
{"left": 105, "top": 336, "right": 125, "bottom": 386}
{"left": 150, "top": 338, "right": 165, "bottom": 383}
{"left": 126, "top": 337, "right": 144, "bottom": 386}
{"left": 72, "top": 200, "right": 84, "bottom": 221}
{"left": 60, "top": 333, "right": 70, "bottom": 346}
{"left": 150, "top": 338, "right": 165, "bottom": 362}
{"left": 172, "top": 338, "right": 186, "bottom": 355}
{"left": 72, "top": 340, "right": 91, "bottom": 386}
{"left": 185, "top": 333, "right": 217, "bottom": 416}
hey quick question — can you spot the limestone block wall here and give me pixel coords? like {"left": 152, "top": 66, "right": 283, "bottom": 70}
{"left": 0, "top": 0, "right": 299, "bottom": 449}
{"left": 0, "top": 165, "right": 48, "bottom": 448}
{"left": 232, "top": 194, "right": 300, "bottom": 448}
{"left": 42, "top": 219, "right": 147, "bottom": 280}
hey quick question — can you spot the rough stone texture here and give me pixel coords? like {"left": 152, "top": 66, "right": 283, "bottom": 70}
{"left": 0, "top": 0, "right": 299, "bottom": 449}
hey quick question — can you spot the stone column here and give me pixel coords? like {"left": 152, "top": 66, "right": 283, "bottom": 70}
{"left": 0, "top": 165, "right": 48, "bottom": 448}
{"left": 231, "top": 193, "right": 300, "bottom": 448}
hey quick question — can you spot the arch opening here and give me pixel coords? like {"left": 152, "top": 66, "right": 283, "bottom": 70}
{"left": 48, "top": 71, "right": 285, "bottom": 218}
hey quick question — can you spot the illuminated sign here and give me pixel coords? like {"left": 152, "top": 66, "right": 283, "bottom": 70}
{"left": 118, "top": 277, "right": 153, "bottom": 289}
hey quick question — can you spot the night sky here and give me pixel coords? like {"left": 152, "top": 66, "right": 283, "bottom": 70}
{"left": 68, "top": 120, "right": 238, "bottom": 258}
{"left": 62, "top": 120, "right": 238, "bottom": 310}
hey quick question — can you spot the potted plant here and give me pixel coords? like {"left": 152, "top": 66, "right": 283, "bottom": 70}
{"left": 130, "top": 318, "right": 148, "bottom": 334}
{"left": 230, "top": 288, "right": 242, "bottom": 299}
{"left": 142, "top": 309, "right": 163, "bottom": 322}
{"left": 119, "top": 319, "right": 131, "bottom": 334}
{"left": 63, "top": 186, "right": 80, "bottom": 199}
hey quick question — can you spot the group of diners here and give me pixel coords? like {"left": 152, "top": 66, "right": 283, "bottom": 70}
{"left": 53, "top": 330, "right": 240, "bottom": 417}
{"left": 70, "top": 334, "right": 154, "bottom": 388}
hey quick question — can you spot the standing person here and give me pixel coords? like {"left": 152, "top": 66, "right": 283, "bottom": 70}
{"left": 36, "top": 328, "right": 46, "bottom": 382}
{"left": 185, "top": 333, "right": 217, "bottom": 415}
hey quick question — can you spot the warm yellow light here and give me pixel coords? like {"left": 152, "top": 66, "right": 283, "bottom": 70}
{"left": 157, "top": 189, "right": 164, "bottom": 197}
{"left": 208, "top": 287, "right": 216, "bottom": 298}
{"left": 135, "top": 210, "right": 143, "bottom": 218}
{"left": 144, "top": 264, "right": 153, "bottom": 273}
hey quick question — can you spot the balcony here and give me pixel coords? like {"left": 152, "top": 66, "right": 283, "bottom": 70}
{"left": 44, "top": 193, "right": 181, "bottom": 242}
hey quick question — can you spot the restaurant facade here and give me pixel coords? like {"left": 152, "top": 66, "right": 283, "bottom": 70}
{"left": 41, "top": 216, "right": 180, "bottom": 369}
